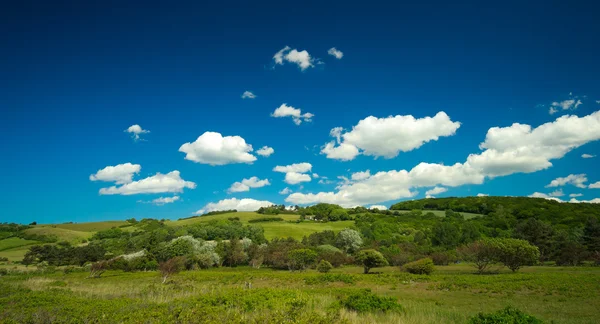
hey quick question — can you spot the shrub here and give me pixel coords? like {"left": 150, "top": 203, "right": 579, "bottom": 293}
{"left": 403, "top": 258, "right": 435, "bottom": 275}
{"left": 430, "top": 251, "right": 456, "bottom": 266}
{"left": 248, "top": 217, "right": 284, "bottom": 223}
{"left": 356, "top": 249, "right": 388, "bottom": 274}
{"left": 0, "top": 257, "right": 9, "bottom": 262}
{"left": 468, "top": 306, "right": 543, "bottom": 323}
{"left": 458, "top": 239, "right": 500, "bottom": 274}
{"left": 88, "top": 260, "right": 111, "bottom": 278}
{"left": 288, "top": 249, "right": 318, "bottom": 271}
{"left": 0, "top": 268, "right": 8, "bottom": 276}
{"left": 335, "top": 229, "right": 363, "bottom": 253}
{"left": 159, "top": 256, "right": 186, "bottom": 284}
{"left": 316, "top": 260, "right": 333, "bottom": 273}
{"left": 495, "top": 238, "right": 540, "bottom": 272}
{"left": 341, "top": 289, "right": 403, "bottom": 313}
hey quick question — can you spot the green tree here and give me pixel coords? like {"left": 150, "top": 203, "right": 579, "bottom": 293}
{"left": 457, "top": 239, "right": 500, "bottom": 274}
{"left": 335, "top": 229, "right": 363, "bottom": 253}
{"left": 495, "top": 238, "right": 540, "bottom": 272}
{"left": 329, "top": 209, "right": 349, "bottom": 221}
{"left": 356, "top": 249, "right": 388, "bottom": 274}
{"left": 514, "top": 218, "right": 553, "bottom": 261}
{"left": 316, "top": 260, "right": 333, "bottom": 273}
{"left": 583, "top": 217, "right": 600, "bottom": 252}
{"left": 431, "top": 221, "right": 460, "bottom": 248}
{"left": 287, "top": 249, "right": 318, "bottom": 271}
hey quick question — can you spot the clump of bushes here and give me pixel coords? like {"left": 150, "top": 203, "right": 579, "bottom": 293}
{"left": 248, "top": 217, "right": 284, "bottom": 223}
{"left": 403, "top": 258, "right": 435, "bottom": 275}
{"left": 356, "top": 249, "right": 388, "bottom": 274}
{"left": 0, "top": 257, "right": 9, "bottom": 262}
{"left": 316, "top": 260, "right": 333, "bottom": 273}
{"left": 468, "top": 306, "right": 543, "bottom": 323}
{"left": 341, "top": 289, "right": 403, "bottom": 313}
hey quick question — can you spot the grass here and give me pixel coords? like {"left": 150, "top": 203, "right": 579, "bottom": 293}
{"left": 0, "top": 264, "right": 598, "bottom": 323}
{"left": 43, "top": 221, "right": 129, "bottom": 232}
{"left": 167, "top": 211, "right": 300, "bottom": 226}
{"left": 0, "top": 246, "right": 34, "bottom": 262}
{"left": 395, "top": 210, "right": 484, "bottom": 219}
{"left": 22, "top": 227, "right": 93, "bottom": 243}
{"left": 0, "top": 237, "right": 41, "bottom": 252}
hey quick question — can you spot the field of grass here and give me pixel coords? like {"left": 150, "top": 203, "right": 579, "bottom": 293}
{"left": 167, "top": 211, "right": 300, "bottom": 226}
{"left": 396, "top": 210, "right": 484, "bottom": 219}
{"left": 0, "top": 237, "right": 41, "bottom": 252}
{"left": 1, "top": 264, "right": 598, "bottom": 323}
{"left": 43, "top": 221, "right": 130, "bottom": 232}
{"left": 22, "top": 227, "right": 93, "bottom": 243}
{"left": 0, "top": 246, "right": 34, "bottom": 262}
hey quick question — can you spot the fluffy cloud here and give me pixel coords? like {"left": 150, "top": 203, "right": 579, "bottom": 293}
{"left": 569, "top": 198, "right": 600, "bottom": 204}
{"left": 351, "top": 170, "right": 371, "bottom": 181}
{"left": 279, "top": 187, "right": 292, "bottom": 195}
{"left": 369, "top": 205, "right": 387, "bottom": 210}
{"left": 570, "top": 193, "right": 583, "bottom": 198}
{"left": 327, "top": 47, "right": 344, "bottom": 59}
{"left": 151, "top": 196, "right": 180, "bottom": 205}
{"left": 273, "top": 163, "right": 312, "bottom": 174}
{"left": 528, "top": 192, "right": 563, "bottom": 202}
{"left": 312, "top": 173, "right": 319, "bottom": 178}
{"left": 590, "top": 181, "right": 600, "bottom": 189}
{"left": 90, "top": 163, "right": 141, "bottom": 185}
{"left": 287, "top": 110, "right": 600, "bottom": 207}
{"left": 196, "top": 198, "right": 274, "bottom": 215}
{"left": 425, "top": 186, "right": 448, "bottom": 198}
{"left": 228, "top": 177, "right": 270, "bottom": 193}
{"left": 546, "top": 174, "right": 588, "bottom": 189}
{"left": 241, "top": 91, "right": 256, "bottom": 99}
{"left": 285, "top": 172, "right": 312, "bottom": 185}
{"left": 549, "top": 189, "right": 564, "bottom": 197}
{"left": 256, "top": 146, "right": 274, "bottom": 157}
{"left": 549, "top": 99, "right": 582, "bottom": 115}
{"left": 99, "top": 171, "right": 196, "bottom": 195}
{"left": 273, "top": 46, "right": 314, "bottom": 70}
{"left": 179, "top": 132, "right": 257, "bottom": 166}
{"left": 582, "top": 154, "right": 596, "bottom": 158}
{"left": 529, "top": 193, "right": 600, "bottom": 204}
{"left": 477, "top": 193, "right": 489, "bottom": 197}
{"left": 322, "top": 112, "right": 460, "bottom": 161}
{"left": 271, "top": 104, "right": 314, "bottom": 125}
{"left": 125, "top": 124, "right": 150, "bottom": 141}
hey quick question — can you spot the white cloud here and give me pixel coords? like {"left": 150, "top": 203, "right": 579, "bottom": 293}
{"left": 271, "top": 103, "right": 314, "bottom": 125}
{"left": 228, "top": 177, "right": 270, "bottom": 193}
{"left": 99, "top": 171, "right": 196, "bottom": 195}
{"left": 284, "top": 172, "right": 312, "bottom": 185}
{"left": 549, "top": 189, "right": 565, "bottom": 197}
{"left": 551, "top": 99, "right": 582, "bottom": 111}
{"left": 312, "top": 173, "right": 319, "bottom": 178}
{"left": 582, "top": 154, "right": 596, "bottom": 158}
{"left": 196, "top": 198, "right": 274, "bottom": 214}
{"left": 125, "top": 124, "right": 150, "bottom": 141}
{"left": 90, "top": 163, "right": 141, "bottom": 185}
{"left": 287, "top": 110, "right": 600, "bottom": 207}
{"left": 327, "top": 47, "right": 344, "bottom": 59}
{"left": 179, "top": 132, "right": 257, "bottom": 166}
{"left": 528, "top": 192, "right": 563, "bottom": 202}
{"left": 549, "top": 107, "right": 558, "bottom": 115}
{"left": 321, "top": 112, "right": 461, "bottom": 161}
{"left": 546, "top": 174, "right": 588, "bottom": 189}
{"left": 570, "top": 193, "right": 583, "bottom": 198}
{"left": 477, "top": 193, "right": 489, "bottom": 197}
{"left": 241, "top": 91, "right": 256, "bottom": 99}
{"left": 351, "top": 170, "right": 371, "bottom": 181}
{"left": 273, "top": 163, "right": 312, "bottom": 174}
{"left": 590, "top": 181, "right": 600, "bottom": 189}
{"left": 256, "top": 146, "right": 274, "bottom": 157}
{"left": 569, "top": 197, "right": 600, "bottom": 204}
{"left": 425, "top": 186, "right": 448, "bottom": 197}
{"left": 279, "top": 187, "right": 292, "bottom": 195}
{"left": 151, "top": 196, "right": 180, "bottom": 205}
{"left": 273, "top": 46, "right": 315, "bottom": 70}
{"left": 369, "top": 205, "right": 387, "bottom": 210}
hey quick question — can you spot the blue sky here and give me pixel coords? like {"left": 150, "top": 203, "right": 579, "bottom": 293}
{"left": 1, "top": 1, "right": 600, "bottom": 224}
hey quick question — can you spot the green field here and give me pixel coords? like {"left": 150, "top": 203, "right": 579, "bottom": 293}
{"left": 0, "top": 237, "right": 41, "bottom": 252}
{"left": 1, "top": 264, "right": 598, "bottom": 323}
{"left": 22, "top": 227, "right": 93, "bottom": 243}
{"left": 45, "top": 221, "right": 130, "bottom": 232}
{"left": 167, "top": 211, "right": 300, "bottom": 226}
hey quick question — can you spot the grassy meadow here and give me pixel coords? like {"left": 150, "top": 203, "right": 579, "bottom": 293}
{"left": 1, "top": 264, "right": 598, "bottom": 323}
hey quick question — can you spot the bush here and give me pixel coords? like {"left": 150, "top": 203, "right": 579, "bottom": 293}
{"left": 316, "top": 260, "right": 333, "bottom": 273}
{"left": 403, "top": 258, "right": 435, "bottom": 275}
{"left": 288, "top": 249, "right": 318, "bottom": 271}
{"left": 468, "top": 306, "right": 543, "bottom": 324}
{"left": 0, "top": 257, "right": 9, "bottom": 262}
{"left": 356, "top": 249, "right": 388, "bottom": 274}
{"left": 495, "top": 238, "right": 540, "bottom": 272}
{"left": 0, "top": 268, "right": 8, "bottom": 276}
{"left": 430, "top": 251, "right": 456, "bottom": 266}
{"left": 159, "top": 256, "right": 186, "bottom": 284}
{"left": 341, "top": 289, "right": 403, "bottom": 313}
{"left": 458, "top": 239, "right": 500, "bottom": 274}
{"left": 248, "top": 217, "right": 284, "bottom": 223}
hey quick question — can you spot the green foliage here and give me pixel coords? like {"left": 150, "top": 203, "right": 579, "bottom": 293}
{"left": 328, "top": 208, "right": 350, "bottom": 221}
{"left": 247, "top": 217, "right": 284, "bottom": 223}
{"left": 341, "top": 289, "right": 403, "bottom": 313}
{"left": 495, "top": 238, "right": 540, "bottom": 272}
{"left": 403, "top": 258, "right": 435, "bottom": 275}
{"left": 316, "top": 260, "right": 333, "bottom": 273}
{"left": 356, "top": 249, "right": 388, "bottom": 274}
{"left": 202, "top": 209, "right": 238, "bottom": 216}
{"left": 468, "top": 306, "right": 544, "bottom": 324}
{"left": 288, "top": 248, "right": 318, "bottom": 271}
{"left": 303, "top": 231, "right": 337, "bottom": 246}
{"left": 458, "top": 239, "right": 501, "bottom": 274}
{"left": 335, "top": 228, "right": 363, "bottom": 253}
